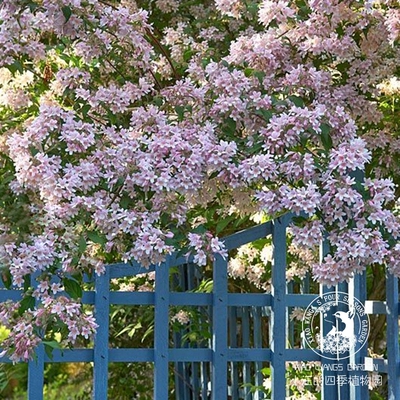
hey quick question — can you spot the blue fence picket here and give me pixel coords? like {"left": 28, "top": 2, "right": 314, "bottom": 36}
{"left": 154, "top": 260, "right": 170, "bottom": 399}
{"left": 28, "top": 273, "right": 44, "bottom": 400}
{"left": 27, "top": 344, "right": 44, "bottom": 400}
{"left": 212, "top": 253, "right": 228, "bottom": 399}
{"left": 252, "top": 306, "right": 264, "bottom": 400}
{"left": 93, "top": 266, "right": 110, "bottom": 399}
{"left": 350, "top": 272, "right": 368, "bottom": 400}
{"left": 271, "top": 216, "right": 288, "bottom": 400}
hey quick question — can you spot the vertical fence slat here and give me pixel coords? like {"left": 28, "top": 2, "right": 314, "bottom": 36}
{"left": 154, "top": 260, "right": 170, "bottom": 399}
{"left": 271, "top": 217, "right": 288, "bottom": 400}
{"left": 350, "top": 272, "right": 368, "bottom": 400}
{"left": 173, "top": 330, "right": 188, "bottom": 400}
{"left": 201, "top": 358, "right": 209, "bottom": 399}
{"left": 212, "top": 253, "right": 228, "bottom": 400}
{"left": 174, "top": 265, "right": 190, "bottom": 400}
{"left": 28, "top": 272, "right": 44, "bottom": 400}
{"left": 93, "top": 267, "right": 110, "bottom": 399}
{"left": 386, "top": 272, "right": 400, "bottom": 400}
{"left": 337, "top": 281, "right": 350, "bottom": 400}
{"left": 28, "top": 343, "right": 44, "bottom": 399}
{"left": 320, "top": 239, "right": 337, "bottom": 400}
{"left": 242, "top": 306, "right": 251, "bottom": 398}
{"left": 253, "top": 306, "right": 264, "bottom": 400}
{"left": 229, "top": 306, "right": 239, "bottom": 400}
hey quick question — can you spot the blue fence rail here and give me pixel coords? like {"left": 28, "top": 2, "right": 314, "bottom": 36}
{"left": 0, "top": 215, "right": 399, "bottom": 399}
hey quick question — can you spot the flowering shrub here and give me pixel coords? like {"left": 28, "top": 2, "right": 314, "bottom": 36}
{"left": 0, "top": 0, "right": 399, "bottom": 361}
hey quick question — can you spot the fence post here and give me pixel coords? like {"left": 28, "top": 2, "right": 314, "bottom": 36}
{"left": 212, "top": 253, "right": 228, "bottom": 399}
{"left": 93, "top": 267, "right": 110, "bottom": 399}
{"left": 28, "top": 343, "right": 44, "bottom": 399}
{"left": 28, "top": 271, "right": 44, "bottom": 400}
{"left": 320, "top": 240, "right": 337, "bottom": 400}
{"left": 337, "top": 281, "right": 349, "bottom": 400}
{"left": 271, "top": 216, "right": 288, "bottom": 400}
{"left": 154, "top": 260, "right": 170, "bottom": 399}
{"left": 386, "top": 272, "right": 400, "bottom": 400}
{"left": 349, "top": 272, "right": 368, "bottom": 400}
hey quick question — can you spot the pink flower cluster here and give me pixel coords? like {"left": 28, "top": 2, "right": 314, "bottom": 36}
{"left": 0, "top": 0, "right": 399, "bottom": 358}
{"left": 0, "top": 296, "right": 97, "bottom": 362}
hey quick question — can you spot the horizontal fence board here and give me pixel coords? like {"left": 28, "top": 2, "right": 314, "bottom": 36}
{"left": 109, "top": 291, "right": 155, "bottom": 305}
{"left": 109, "top": 349, "right": 155, "bottom": 362}
{"left": 170, "top": 292, "right": 212, "bottom": 306}
{"left": 364, "top": 357, "right": 388, "bottom": 374}
{"left": 108, "top": 262, "right": 155, "bottom": 278}
{"left": 0, "top": 290, "right": 22, "bottom": 301}
{"left": 223, "top": 222, "right": 272, "bottom": 250}
{"left": 364, "top": 300, "right": 387, "bottom": 315}
{"left": 227, "top": 293, "right": 272, "bottom": 306}
{"left": 286, "top": 294, "right": 318, "bottom": 307}
{"left": 285, "top": 349, "right": 322, "bottom": 362}
{"left": 227, "top": 349, "right": 272, "bottom": 362}
{"left": 45, "top": 349, "right": 94, "bottom": 363}
{"left": 169, "top": 348, "right": 213, "bottom": 362}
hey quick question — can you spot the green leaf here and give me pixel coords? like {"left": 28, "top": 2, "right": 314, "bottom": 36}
{"left": 23, "top": 275, "right": 31, "bottom": 292}
{"left": 153, "top": 96, "right": 163, "bottom": 107}
{"left": 63, "top": 277, "right": 83, "bottom": 299}
{"left": 61, "top": 6, "right": 72, "bottom": 23}
{"left": 299, "top": 132, "right": 308, "bottom": 147}
{"left": 87, "top": 231, "right": 107, "bottom": 245}
{"left": 292, "top": 215, "right": 309, "bottom": 225}
{"left": 6, "top": 60, "right": 23, "bottom": 74}
{"left": 244, "top": 67, "right": 253, "bottom": 77}
{"left": 142, "top": 324, "right": 154, "bottom": 342}
{"left": 80, "top": 104, "right": 91, "bottom": 117}
{"left": 288, "top": 95, "right": 304, "bottom": 108}
{"left": 196, "top": 279, "right": 213, "bottom": 293}
{"left": 120, "top": 194, "right": 132, "bottom": 209}
{"left": 215, "top": 215, "right": 235, "bottom": 235}
{"left": 78, "top": 236, "right": 87, "bottom": 253}
{"left": 221, "top": 60, "right": 229, "bottom": 68}
{"left": 183, "top": 49, "right": 194, "bottom": 62}
{"left": 175, "top": 105, "right": 185, "bottom": 122}
{"left": 320, "top": 123, "right": 333, "bottom": 151}
{"left": 18, "top": 296, "right": 35, "bottom": 315}
{"left": 253, "top": 71, "right": 265, "bottom": 85}
{"left": 43, "top": 340, "right": 61, "bottom": 360}
{"left": 223, "top": 117, "right": 236, "bottom": 136}
{"left": 208, "top": 170, "right": 220, "bottom": 180}
{"left": 255, "top": 109, "right": 273, "bottom": 122}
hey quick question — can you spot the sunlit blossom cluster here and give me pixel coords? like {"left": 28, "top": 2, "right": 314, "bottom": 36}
{"left": 0, "top": 297, "right": 97, "bottom": 362}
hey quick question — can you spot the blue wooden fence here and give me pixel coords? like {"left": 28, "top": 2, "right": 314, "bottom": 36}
{"left": 0, "top": 214, "right": 399, "bottom": 399}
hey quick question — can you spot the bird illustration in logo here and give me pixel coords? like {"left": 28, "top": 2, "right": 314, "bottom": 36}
{"left": 333, "top": 310, "right": 355, "bottom": 338}
{"left": 322, "top": 309, "right": 356, "bottom": 354}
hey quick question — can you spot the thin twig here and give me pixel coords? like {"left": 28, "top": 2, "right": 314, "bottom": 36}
{"left": 145, "top": 28, "right": 180, "bottom": 81}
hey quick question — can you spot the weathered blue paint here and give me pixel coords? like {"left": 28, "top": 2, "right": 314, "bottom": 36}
{"left": 0, "top": 214, "right": 398, "bottom": 400}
